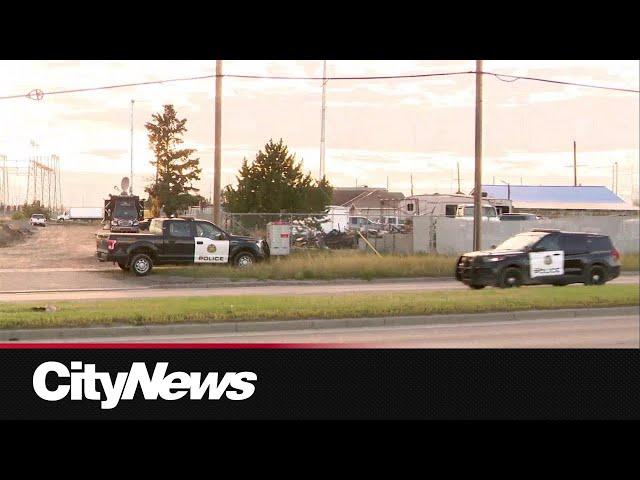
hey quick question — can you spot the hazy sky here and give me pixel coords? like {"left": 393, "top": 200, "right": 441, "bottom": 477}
{"left": 0, "top": 60, "right": 638, "bottom": 207}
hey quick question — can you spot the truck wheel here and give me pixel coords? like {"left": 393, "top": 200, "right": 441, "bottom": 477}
{"left": 585, "top": 265, "right": 607, "bottom": 286}
{"left": 234, "top": 252, "right": 255, "bottom": 268}
{"left": 117, "top": 262, "right": 128, "bottom": 271}
{"left": 469, "top": 284, "right": 485, "bottom": 290}
{"left": 499, "top": 267, "right": 522, "bottom": 288}
{"left": 130, "top": 253, "right": 153, "bottom": 276}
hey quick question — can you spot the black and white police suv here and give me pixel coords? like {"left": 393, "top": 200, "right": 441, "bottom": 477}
{"left": 96, "top": 217, "right": 269, "bottom": 276}
{"left": 455, "top": 229, "right": 621, "bottom": 289}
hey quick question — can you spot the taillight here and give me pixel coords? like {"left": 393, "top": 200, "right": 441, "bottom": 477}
{"left": 107, "top": 239, "right": 117, "bottom": 251}
{"left": 612, "top": 248, "right": 620, "bottom": 262}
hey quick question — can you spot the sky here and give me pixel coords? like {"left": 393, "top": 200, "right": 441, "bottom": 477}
{"left": 0, "top": 60, "right": 638, "bottom": 208}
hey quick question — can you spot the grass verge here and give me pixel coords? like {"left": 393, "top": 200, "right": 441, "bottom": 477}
{"left": 156, "top": 251, "right": 458, "bottom": 280}
{"left": 0, "top": 284, "right": 637, "bottom": 330}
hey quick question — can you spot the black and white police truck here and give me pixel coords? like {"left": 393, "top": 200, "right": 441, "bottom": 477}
{"left": 455, "top": 229, "right": 621, "bottom": 289}
{"left": 96, "top": 217, "right": 269, "bottom": 276}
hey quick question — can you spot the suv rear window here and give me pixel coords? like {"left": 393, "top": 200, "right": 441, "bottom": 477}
{"left": 586, "top": 236, "right": 613, "bottom": 252}
{"left": 560, "top": 234, "right": 589, "bottom": 255}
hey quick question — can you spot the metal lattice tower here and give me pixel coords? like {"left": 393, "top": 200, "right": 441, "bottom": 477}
{"left": 0, "top": 153, "right": 62, "bottom": 214}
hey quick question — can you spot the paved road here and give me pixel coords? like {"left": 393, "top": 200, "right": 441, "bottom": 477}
{"left": 25, "top": 313, "right": 640, "bottom": 347}
{"left": 1, "top": 274, "right": 637, "bottom": 302}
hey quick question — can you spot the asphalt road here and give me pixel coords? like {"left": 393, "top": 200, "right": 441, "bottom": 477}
{"left": 25, "top": 312, "right": 639, "bottom": 347}
{"left": 1, "top": 274, "right": 637, "bottom": 302}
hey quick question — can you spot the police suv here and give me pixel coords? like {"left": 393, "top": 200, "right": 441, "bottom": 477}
{"left": 455, "top": 229, "right": 621, "bottom": 289}
{"left": 96, "top": 217, "right": 269, "bottom": 276}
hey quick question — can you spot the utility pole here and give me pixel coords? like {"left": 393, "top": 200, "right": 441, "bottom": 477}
{"left": 473, "top": 60, "right": 483, "bottom": 251}
{"left": 614, "top": 161, "right": 619, "bottom": 194}
{"left": 130, "top": 100, "right": 134, "bottom": 195}
{"left": 410, "top": 173, "right": 414, "bottom": 196}
{"left": 213, "top": 60, "right": 223, "bottom": 225}
{"left": 320, "top": 60, "right": 327, "bottom": 180}
{"left": 573, "top": 140, "right": 577, "bottom": 187}
{"left": 456, "top": 162, "right": 462, "bottom": 194}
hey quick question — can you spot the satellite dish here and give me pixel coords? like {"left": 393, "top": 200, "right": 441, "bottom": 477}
{"left": 121, "top": 177, "right": 130, "bottom": 194}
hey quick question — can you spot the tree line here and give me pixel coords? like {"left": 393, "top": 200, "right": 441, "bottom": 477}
{"left": 145, "top": 105, "right": 332, "bottom": 217}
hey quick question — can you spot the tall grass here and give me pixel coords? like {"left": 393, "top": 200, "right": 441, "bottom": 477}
{"left": 621, "top": 253, "right": 639, "bottom": 272}
{"left": 157, "top": 251, "right": 458, "bottom": 280}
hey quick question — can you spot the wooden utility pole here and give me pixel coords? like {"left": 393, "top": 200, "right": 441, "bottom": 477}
{"left": 214, "top": 60, "right": 223, "bottom": 224}
{"left": 456, "top": 161, "right": 462, "bottom": 194}
{"left": 320, "top": 60, "right": 327, "bottom": 179}
{"left": 573, "top": 140, "right": 577, "bottom": 186}
{"left": 473, "top": 60, "right": 483, "bottom": 251}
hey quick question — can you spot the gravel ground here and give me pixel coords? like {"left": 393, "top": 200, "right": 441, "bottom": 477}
{"left": 0, "top": 223, "right": 111, "bottom": 270}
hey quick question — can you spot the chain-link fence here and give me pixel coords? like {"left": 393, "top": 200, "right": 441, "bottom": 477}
{"left": 185, "top": 206, "right": 418, "bottom": 253}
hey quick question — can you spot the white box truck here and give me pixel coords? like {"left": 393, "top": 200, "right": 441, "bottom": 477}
{"left": 57, "top": 207, "right": 104, "bottom": 222}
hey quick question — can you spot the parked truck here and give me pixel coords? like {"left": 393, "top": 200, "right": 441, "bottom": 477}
{"left": 57, "top": 207, "right": 104, "bottom": 222}
{"left": 103, "top": 194, "right": 145, "bottom": 233}
{"left": 96, "top": 217, "right": 269, "bottom": 276}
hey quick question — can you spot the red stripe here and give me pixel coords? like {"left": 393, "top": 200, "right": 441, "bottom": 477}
{"left": 0, "top": 343, "right": 352, "bottom": 349}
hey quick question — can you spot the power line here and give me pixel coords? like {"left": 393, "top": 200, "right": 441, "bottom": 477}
{"left": 0, "top": 69, "right": 637, "bottom": 102}
{"left": 487, "top": 71, "right": 639, "bottom": 93}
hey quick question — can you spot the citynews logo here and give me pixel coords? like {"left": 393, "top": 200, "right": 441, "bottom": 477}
{"left": 33, "top": 362, "right": 257, "bottom": 410}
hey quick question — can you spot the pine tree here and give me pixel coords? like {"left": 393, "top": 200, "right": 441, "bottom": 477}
{"left": 223, "top": 139, "right": 333, "bottom": 213}
{"left": 145, "top": 105, "right": 202, "bottom": 216}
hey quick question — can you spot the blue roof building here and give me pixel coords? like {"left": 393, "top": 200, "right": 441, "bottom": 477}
{"left": 475, "top": 185, "right": 638, "bottom": 216}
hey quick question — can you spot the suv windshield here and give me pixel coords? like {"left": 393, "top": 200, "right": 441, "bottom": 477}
{"left": 495, "top": 232, "right": 549, "bottom": 251}
{"left": 32, "top": 214, "right": 45, "bottom": 218}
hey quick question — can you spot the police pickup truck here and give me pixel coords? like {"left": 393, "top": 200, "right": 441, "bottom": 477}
{"left": 96, "top": 217, "right": 269, "bottom": 276}
{"left": 455, "top": 229, "right": 621, "bottom": 289}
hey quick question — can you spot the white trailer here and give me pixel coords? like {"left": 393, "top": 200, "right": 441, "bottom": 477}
{"left": 57, "top": 207, "right": 104, "bottom": 222}
{"left": 319, "top": 206, "right": 350, "bottom": 234}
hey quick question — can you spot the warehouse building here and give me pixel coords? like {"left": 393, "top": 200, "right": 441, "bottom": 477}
{"left": 479, "top": 185, "right": 638, "bottom": 217}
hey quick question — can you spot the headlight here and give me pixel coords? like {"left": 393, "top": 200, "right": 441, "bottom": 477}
{"left": 133, "top": 220, "right": 139, "bottom": 225}
{"left": 111, "top": 220, "right": 118, "bottom": 225}
{"left": 484, "top": 256, "right": 505, "bottom": 262}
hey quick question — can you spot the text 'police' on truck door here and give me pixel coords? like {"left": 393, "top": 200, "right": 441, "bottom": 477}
{"left": 194, "top": 221, "right": 229, "bottom": 263}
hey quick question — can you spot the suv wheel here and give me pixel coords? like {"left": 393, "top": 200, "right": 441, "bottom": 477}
{"left": 469, "top": 284, "right": 485, "bottom": 290}
{"left": 130, "top": 253, "right": 153, "bottom": 276}
{"left": 234, "top": 252, "right": 255, "bottom": 268}
{"left": 499, "top": 267, "right": 522, "bottom": 288}
{"left": 585, "top": 265, "right": 607, "bottom": 286}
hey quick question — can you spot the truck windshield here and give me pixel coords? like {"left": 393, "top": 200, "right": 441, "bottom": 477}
{"left": 495, "top": 232, "right": 549, "bottom": 251}
{"left": 114, "top": 203, "right": 137, "bottom": 218}
{"left": 462, "top": 206, "right": 496, "bottom": 217}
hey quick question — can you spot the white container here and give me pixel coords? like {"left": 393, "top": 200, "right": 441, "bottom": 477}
{"left": 267, "top": 221, "right": 291, "bottom": 256}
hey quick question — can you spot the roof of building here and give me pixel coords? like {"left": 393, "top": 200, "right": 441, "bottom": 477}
{"left": 332, "top": 188, "right": 404, "bottom": 207}
{"left": 512, "top": 201, "right": 638, "bottom": 211}
{"left": 480, "top": 185, "right": 627, "bottom": 204}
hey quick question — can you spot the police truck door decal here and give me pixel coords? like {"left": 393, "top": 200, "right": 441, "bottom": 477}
{"left": 194, "top": 237, "right": 229, "bottom": 263}
{"left": 529, "top": 250, "right": 564, "bottom": 278}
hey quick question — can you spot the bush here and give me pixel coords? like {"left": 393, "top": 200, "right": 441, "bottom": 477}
{"left": 11, "top": 211, "right": 25, "bottom": 220}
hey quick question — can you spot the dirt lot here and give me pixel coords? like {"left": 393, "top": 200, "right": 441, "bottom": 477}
{"left": 0, "top": 223, "right": 111, "bottom": 270}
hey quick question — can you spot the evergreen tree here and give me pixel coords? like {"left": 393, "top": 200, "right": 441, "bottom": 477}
{"left": 144, "top": 105, "right": 202, "bottom": 216}
{"left": 223, "top": 139, "right": 333, "bottom": 213}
